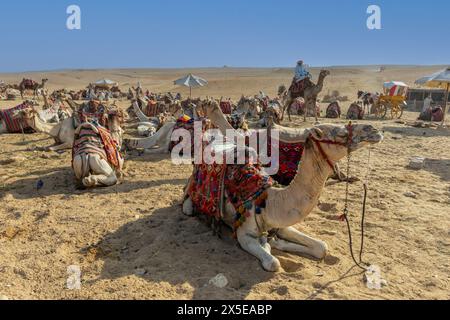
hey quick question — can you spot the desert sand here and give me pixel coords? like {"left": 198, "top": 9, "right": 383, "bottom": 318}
{"left": 0, "top": 66, "right": 449, "bottom": 300}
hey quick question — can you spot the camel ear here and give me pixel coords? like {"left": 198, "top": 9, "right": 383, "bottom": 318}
{"left": 310, "top": 127, "right": 324, "bottom": 140}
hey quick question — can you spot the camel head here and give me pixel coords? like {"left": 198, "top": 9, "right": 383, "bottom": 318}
{"left": 307, "top": 123, "right": 383, "bottom": 163}
{"left": 226, "top": 113, "right": 248, "bottom": 131}
{"left": 12, "top": 106, "right": 37, "bottom": 126}
{"left": 278, "top": 85, "right": 287, "bottom": 96}
{"left": 319, "top": 70, "right": 330, "bottom": 77}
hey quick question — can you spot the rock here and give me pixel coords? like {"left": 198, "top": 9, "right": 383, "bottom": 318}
{"left": 135, "top": 268, "right": 147, "bottom": 276}
{"left": 408, "top": 157, "right": 425, "bottom": 170}
{"left": 404, "top": 192, "right": 418, "bottom": 199}
{"left": 209, "top": 273, "right": 229, "bottom": 288}
{"left": 40, "top": 153, "right": 51, "bottom": 159}
{"left": 275, "top": 286, "right": 289, "bottom": 296}
{"left": 364, "top": 265, "right": 387, "bottom": 290}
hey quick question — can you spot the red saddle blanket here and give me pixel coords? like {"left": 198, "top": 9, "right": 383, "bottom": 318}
{"left": 0, "top": 104, "right": 34, "bottom": 133}
{"left": 220, "top": 101, "right": 233, "bottom": 114}
{"left": 188, "top": 162, "right": 273, "bottom": 234}
{"left": 145, "top": 100, "right": 159, "bottom": 117}
{"left": 289, "top": 78, "right": 312, "bottom": 97}
{"left": 268, "top": 139, "right": 305, "bottom": 186}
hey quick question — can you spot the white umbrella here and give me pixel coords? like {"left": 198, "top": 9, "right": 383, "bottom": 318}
{"left": 415, "top": 67, "right": 450, "bottom": 125}
{"left": 174, "top": 74, "right": 208, "bottom": 97}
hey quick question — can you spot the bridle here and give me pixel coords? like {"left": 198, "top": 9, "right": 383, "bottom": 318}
{"left": 309, "top": 122, "right": 354, "bottom": 174}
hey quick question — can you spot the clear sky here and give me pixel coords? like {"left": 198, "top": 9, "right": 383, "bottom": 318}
{"left": 1, "top": 0, "right": 449, "bottom": 72}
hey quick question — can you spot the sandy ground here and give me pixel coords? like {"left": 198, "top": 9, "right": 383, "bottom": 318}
{"left": 0, "top": 67, "right": 449, "bottom": 300}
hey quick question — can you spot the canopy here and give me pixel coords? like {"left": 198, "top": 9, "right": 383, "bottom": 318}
{"left": 91, "top": 79, "right": 118, "bottom": 88}
{"left": 174, "top": 74, "right": 207, "bottom": 97}
{"left": 383, "top": 81, "right": 409, "bottom": 96}
{"left": 383, "top": 81, "right": 408, "bottom": 89}
{"left": 415, "top": 67, "right": 450, "bottom": 125}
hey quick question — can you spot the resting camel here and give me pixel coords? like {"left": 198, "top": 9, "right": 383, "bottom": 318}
{"left": 183, "top": 121, "right": 383, "bottom": 272}
{"left": 123, "top": 100, "right": 202, "bottom": 154}
{"left": 72, "top": 112, "right": 124, "bottom": 188}
{"left": 281, "top": 70, "right": 330, "bottom": 122}
{"left": 13, "top": 107, "right": 77, "bottom": 151}
{"left": 19, "top": 78, "right": 48, "bottom": 99}
{"left": 235, "top": 96, "right": 261, "bottom": 118}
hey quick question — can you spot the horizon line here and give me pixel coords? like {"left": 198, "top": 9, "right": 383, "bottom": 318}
{"left": 1, "top": 64, "right": 449, "bottom": 75}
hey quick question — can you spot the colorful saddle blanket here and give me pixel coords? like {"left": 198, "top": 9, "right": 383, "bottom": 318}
{"left": 72, "top": 124, "right": 121, "bottom": 170}
{"left": 289, "top": 78, "right": 312, "bottom": 98}
{"left": 0, "top": 104, "right": 34, "bottom": 133}
{"left": 188, "top": 161, "right": 273, "bottom": 234}
{"left": 267, "top": 138, "right": 304, "bottom": 186}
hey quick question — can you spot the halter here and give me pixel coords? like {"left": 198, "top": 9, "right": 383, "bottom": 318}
{"left": 309, "top": 122, "right": 354, "bottom": 172}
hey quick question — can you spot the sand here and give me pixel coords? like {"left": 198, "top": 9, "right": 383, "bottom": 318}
{"left": 0, "top": 67, "right": 449, "bottom": 300}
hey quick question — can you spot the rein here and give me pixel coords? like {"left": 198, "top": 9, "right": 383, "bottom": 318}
{"left": 310, "top": 123, "right": 370, "bottom": 271}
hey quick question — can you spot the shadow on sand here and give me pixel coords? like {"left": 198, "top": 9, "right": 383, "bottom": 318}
{"left": 423, "top": 159, "right": 450, "bottom": 182}
{"left": 87, "top": 204, "right": 344, "bottom": 299}
{"left": 1, "top": 167, "right": 186, "bottom": 200}
{"left": 87, "top": 205, "right": 279, "bottom": 299}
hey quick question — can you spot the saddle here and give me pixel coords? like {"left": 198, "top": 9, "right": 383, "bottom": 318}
{"left": 23, "top": 79, "right": 37, "bottom": 88}
{"left": 289, "top": 78, "right": 313, "bottom": 98}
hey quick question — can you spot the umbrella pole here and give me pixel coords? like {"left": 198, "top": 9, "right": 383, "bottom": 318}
{"left": 443, "top": 83, "right": 449, "bottom": 126}
{"left": 190, "top": 87, "right": 192, "bottom": 98}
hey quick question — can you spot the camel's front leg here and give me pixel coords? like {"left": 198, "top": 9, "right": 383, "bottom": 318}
{"left": 237, "top": 218, "right": 281, "bottom": 272}
{"left": 47, "top": 142, "right": 72, "bottom": 152}
{"left": 82, "top": 155, "right": 118, "bottom": 187}
{"left": 274, "top": 227, "right": 328, "bottom": 259}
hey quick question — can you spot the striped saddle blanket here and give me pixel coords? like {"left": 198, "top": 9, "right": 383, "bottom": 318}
{"left": 0, "top": 104, "right": 34, "bottom": 133}
{"left": 72, "top": 124, "right": 121, "bottom": 170}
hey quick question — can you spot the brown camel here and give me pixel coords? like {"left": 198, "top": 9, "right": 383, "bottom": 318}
{"left": 19, "top": 78, "right": 48, "bottom": 99}
{"left": 281, "top": 70, "right": 330, "bottom": 122}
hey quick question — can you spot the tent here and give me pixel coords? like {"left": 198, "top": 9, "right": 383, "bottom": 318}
{"left": 415, "top": 67, "right": 450, "bottom": 125}
{"left": 91, "top": 79, "right": 118, "bottom": 89}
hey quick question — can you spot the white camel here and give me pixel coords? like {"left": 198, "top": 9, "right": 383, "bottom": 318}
{"left": 13, "top": 107, "right": 76, "bottom": 151}
{"left": 183, "top": 122, "right": 383, "bottom": 272}
{"left": 72, "top": 113, "right": 124, "bottom": 188}
{"left": 123, "top": 101, "right": 202, "bottom": 154}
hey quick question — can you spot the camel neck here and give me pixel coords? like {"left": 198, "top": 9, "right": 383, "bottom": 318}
{"left": 264, "top": 142, "right": 333, "bottom": 229}
{"left": 29, "top": 115, "right": 61, "bottom": 137}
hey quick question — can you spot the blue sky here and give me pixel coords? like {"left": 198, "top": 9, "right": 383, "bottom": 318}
{"left": 0, "top": 0, "right": 449, "bottom": 72}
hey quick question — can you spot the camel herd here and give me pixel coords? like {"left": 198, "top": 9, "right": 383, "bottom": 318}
{"left": 0, "top": 74, "right": 384, "bottom": 271}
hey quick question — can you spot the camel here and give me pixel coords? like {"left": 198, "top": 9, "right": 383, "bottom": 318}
{"left": 183, "top": 122, "right": 383, "bottom": 272}
{"left": 13, "top": 107, "right": 77, "bottom": 151}
{"left": 19, "top": 78, "right": 48, "bottom": 99}
{"left": 123, "top": 100, "right": 204, "bottom": 154}
{"left": 235, "top": 96, "right": 261, "bottom": 118}
{"left": 72, "top": 112, "right": 124, "bottom": 188}
{"left": 281, "top": 70, "right": 330, "bottom": 122}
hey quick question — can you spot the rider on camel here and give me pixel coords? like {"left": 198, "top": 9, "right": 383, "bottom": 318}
{"left": 294, "top": 60, "right": 312, "bottom": 83}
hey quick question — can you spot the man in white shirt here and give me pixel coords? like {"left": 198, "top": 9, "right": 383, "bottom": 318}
{"left": 423, "top": 94, "right": 433, "bottom": 113}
